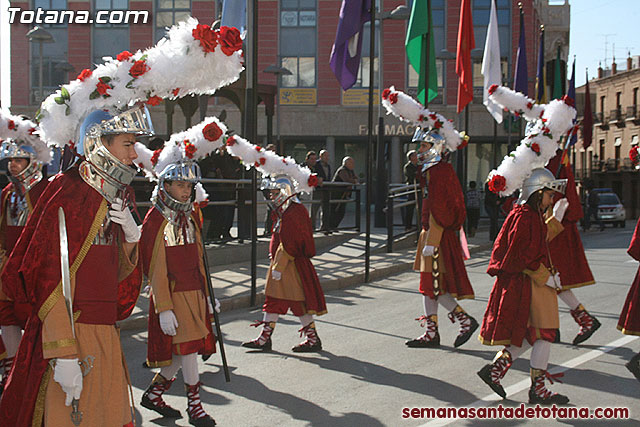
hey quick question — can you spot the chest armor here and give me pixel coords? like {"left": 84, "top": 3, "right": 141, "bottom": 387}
{"left": 6, "top": 191, "right": 29, "bottom": 226}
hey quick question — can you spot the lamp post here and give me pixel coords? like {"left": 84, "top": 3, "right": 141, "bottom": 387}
{"left": 263, "top": 64, "right": 292, "bottom": 155}
{"left": 26, "top": 26, "right": 54, "bottom": 103}
{"left": 55, "top": 61, "right": 75, "bottom": 83}
{"left": 374, "top": 3, "right": 410, "bottom": 228}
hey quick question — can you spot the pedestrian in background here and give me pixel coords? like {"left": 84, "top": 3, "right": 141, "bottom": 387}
{"left": 331, "top": 156, "right": 359, "bottom": 230}
{"left": 303, "top": 150, "right": 321, "bottom": 230}
{"left": 314, "top": 149, "right": 332, "bottom": 232}
{"left": 262, "top": 144, "right": 277, "bottom": 237}
{"left": 465, "top": 181, "right": 481, "bottom": 237}
{"left": 403, "top": 150, "right": 418, "bottom": 231}
{"left": 484, "top": 180, "right": 500, "bottom": 240}
{"left": 584, "top": 188, "right": 604, "bottom": 231}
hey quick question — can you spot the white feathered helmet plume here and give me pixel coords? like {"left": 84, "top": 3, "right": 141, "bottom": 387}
{"left": 37, "top": 17, "right": 244, "bottom": 149}
{"left": 381, "top": 86, "right": 469, "bottom": 153}
{"left": 134, "top": 116, "right": 228, "bottom": 206}
{"left": 485, "top": 85, "right": 577, "bottom": 197}
{"left": 0, "top": 109, "right": 51, "bottom": 163}
{"left": 224, "top": 134, "right": 319, "bottom": 195}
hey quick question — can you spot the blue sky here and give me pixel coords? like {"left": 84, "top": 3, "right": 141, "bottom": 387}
{"left": 569, "top": 0, "right": 639, "bottom": 86}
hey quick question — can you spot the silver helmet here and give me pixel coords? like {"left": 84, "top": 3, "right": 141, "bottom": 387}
{"left": 0, "top": 140, "right": 43, "bottom": 193}
{"left": 152, "top": 161, "right": 201, "bottom": 223}
{"left": 261, "top": 174, "right": 299, "bottom": 212}
{"left": 413, "top": 126, "right": 445, "bottom": 171}
{"left": 77, "top": 104, "right": 154, "bottom": 203}
{"left": 517, "top": 168, "right": 568, "bottom": 205}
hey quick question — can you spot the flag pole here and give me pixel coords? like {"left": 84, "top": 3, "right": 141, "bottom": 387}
{"left": 365, "top": 0, "right": 376, "bottom": 282}
{"left": 424, "top": 0, "right": 431, "bottom": 108}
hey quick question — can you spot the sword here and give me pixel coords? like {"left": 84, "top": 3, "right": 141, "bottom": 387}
{"left": 431, "top": 247, "right": 441, "bottom": 297}
{"left": 58, "top": 207, "right": 94, "bottom": 426}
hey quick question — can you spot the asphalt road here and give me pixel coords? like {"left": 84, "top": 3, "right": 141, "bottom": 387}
{"left": 122, "top": 224, "right": 640, "bottom": 426}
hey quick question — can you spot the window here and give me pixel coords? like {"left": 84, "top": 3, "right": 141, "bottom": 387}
{"left": 472, "top": 0, "right": 511, "bottom": 59}
{"left": 351, "top": 22, "right": 379, "bottom": 88}
{"left": 93, "top": 0, "right": 129, "bottom": 66}
{"left": 280, "top": 0, "right": 316, "bottom": 88}
{"left": 600, "top": 96, "right": 605, "bottom": 113}
{"left": 616, "top": 91, "right": 621, "bottom": 109}
{"left": 599, "top": 139, "right": 605, "bottom": 161}
{"left": 634, "top": 88, "right": 638, "bottom": 106}
{"left": 155, "top": 0, "right": 191, "bottom": 42}
{"left": 30, "top": 0, "right": 68, "bottom": 103}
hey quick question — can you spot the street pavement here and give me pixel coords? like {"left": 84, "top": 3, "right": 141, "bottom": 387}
{"left": 122, "top": 224, "right": 640, "bottom": 426}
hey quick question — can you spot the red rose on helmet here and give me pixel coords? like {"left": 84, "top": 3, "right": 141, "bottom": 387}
{"left": 488, "top": 84, "right": 498, "bottom": 95}
{"left": 531, "top": 142, "right": 540, "bottom": 154}
{"left": 77, "top": 68, "right": 92, "bottom": 82}
{"left": 96, "top": 81, "right": 111, "bottom": 96}
{"left": 7, "top": 120, "right": 15, "bottom": 130}
{"left": 202, "top": 122, "right": 223, "bottom": 141}
{"left": 172, "top": 88, "right": 180, "bottom": 96}
{"left": 28, "top": 127, "right": 36, "bottom": 135}
{"left": 381, "top": 88, "right": 391, "bottom": 100}
{"left": 428, "top": 113, "right": 437, "bottom": 121}
{"left": 150, "top": 149, "right": 162, "bottom": 166}
{"left": 308, "top": 174, "right": 319, "bottom": 187}
{"left": 488, "top": 175, "right": 506, "bottom": 193}
{"left": 117, "top": 51, "right": 133, "bottom": 61}
{"left": 184, "top": 141, "right": 197, "bottom": 159}
{"left": 255, "top": 146, "right": 262, "bottom": 152}
{"left": 389, "top": 93, "right": 398, "bottom": 104}
{"left": 129, "top": 60, "right": 149, "bottom": 78}
{"left": 192, "top": 24, "right": 218, "bottom": 53}
{"left": 146, "top": 96, "right": 162, "bottom": 106}
{"left": 226, "top": 136, "right": 236, "bottom": 146}
{"left": 526, "top": 102, "right": 533, "bottom": 110}
{"left": 418, "top": 114, "right": 425, "bottom": 122}
{"left": 259, "top": 157, "right": 266, "bottom": 165}
{"left": 433, "top": 120, "right": 443, "bottom": 129}
{"left": 218, "top": 26, "right": 243, "bottom": 56}
{"left": 562, "top": 95, "right": 575, "bottom": 108}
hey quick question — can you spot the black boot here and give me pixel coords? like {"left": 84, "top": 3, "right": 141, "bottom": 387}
{"left": 570, "top": 304, "right": 601, "bottom": 345}
{"left": 528, "top": 368, "right": 569, "bottom": 405}
{"left": 242, "top": 321, "right": 275, "bottom": 351}
{"left": 448, "top": 306, "right": 479, "bottom": 348}
{"left": 626, "top": 352, "right": 640, "bottom": 382}
{"left": 406, "top": 315, "right": 440, "bottom": 348}
{"left": 186, "top": 382, "right": 216, "bottom": 426}
{"left": 477, "top": 349, "right": 512, "bottom": 399}
{"left": 141, "top": 373, "right": 182, "bottom": 418}
{"left": 292, "top": 322, "right": 322, "bottom": 352}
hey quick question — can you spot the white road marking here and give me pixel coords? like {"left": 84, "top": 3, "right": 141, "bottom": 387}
{"left": 420, "top": 335, "right": 639, "bottom": 426}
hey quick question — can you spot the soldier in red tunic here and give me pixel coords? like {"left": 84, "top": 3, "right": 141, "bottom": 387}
{"left": 618, "top": 218, "right": 640, "bottom": 382}
{"left": 546, "top": 151, "right": 600, "bottom": 345}
{"left": 242, "top": 174, "right": 327, "bottom": 352}
{"left": 406, "top": 128, "right": 478, "bottom": 349}
{"left": 135, "top": 118, "right": 225, "bottom": 427}
{"left": 0, "top": 113, "right": 50, "bottom": 396}
{"left": 478, "top": 168, "right": 571, "bottom": 404}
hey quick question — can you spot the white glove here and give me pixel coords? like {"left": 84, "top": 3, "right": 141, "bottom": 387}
{"left": 159, "top": 310, "right": 179, "bottom": 336}
{"left": 207, "top": 297, "right": 221, "bottom": 314}
{"left": 53, "top": 358, "right": 83, "bottom": 406}
{"left": 109, "top": 198, "right": 141, "bottom": 243}
{"left": 544, "top": 272, "right": 562, "bottom": 290}
{"left": 553, "top": 198, "right": 569, "bottom": 222}
{"left": 271, "top": 270, "right": 282, "bottom": 281}
{"left": 422, "top": 245, "right": 436, "bottom": 257}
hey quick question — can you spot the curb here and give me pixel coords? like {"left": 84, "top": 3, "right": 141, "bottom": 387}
{"left": 118, "top": 240, "right": 494, "bottom": 331}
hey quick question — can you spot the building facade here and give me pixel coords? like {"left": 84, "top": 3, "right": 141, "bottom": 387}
{"left": 2, "top": 0, "right": 569, "bottom": 186}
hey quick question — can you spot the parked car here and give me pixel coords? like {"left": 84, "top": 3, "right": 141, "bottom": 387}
{"left": 595, "top": 191, "right": 626, "bottom": 227}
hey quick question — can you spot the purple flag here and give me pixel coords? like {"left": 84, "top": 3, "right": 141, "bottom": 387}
{"left": 330, "top": 0, "right": 371, "bottom": 91}
{"left": 513, "top": 8, "right": 528, "bottom": 95}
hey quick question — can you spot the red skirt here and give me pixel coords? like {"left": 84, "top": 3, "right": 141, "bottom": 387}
{"left": 549, "top": 221, "right": 595, "bottom": 290}
{"left": 618, "top": 267, "right": 640, "bottom": 335}
{"left": 0, "top": 300, "right": 30, "bottom": 328}
{"left": 263, "top": 296, "right": 308, "bottom": 317}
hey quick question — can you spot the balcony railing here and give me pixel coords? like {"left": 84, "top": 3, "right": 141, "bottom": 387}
{"left": 610, "top": 108, "right": 625, "bottom": 127}
{"left": 595, "top": 112, "right": 609, "bottom": 130}
{"left": 627, "top": 105, "right": 640, "bottom": 125}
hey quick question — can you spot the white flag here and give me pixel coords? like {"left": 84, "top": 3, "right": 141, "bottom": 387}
{"left": 481, "top": 0, "right": 503, "bottom": 123}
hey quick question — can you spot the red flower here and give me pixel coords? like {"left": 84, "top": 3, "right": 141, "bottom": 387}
{"left": 254, "top": 161, "right": 260, "bottom": 167}
{"left": 150, "top": 149, "right": 162, "bottom": 166}
{"left": 255, "top": 146, "right": 263, "bottom": 152}
{"left": 146, "top": 96, "right": 162, "bottom": 106}
{"left": 526, "top": 102, "right": 533, "bottom": 110}
{"left": 282, "top": 159, "right": 288, "bottom": 164}
{"left": 562, "top": 95, "right": 575, "bottom": 108}
{"left": 202, "top": 122, "right": 223, "bottom": 141}
{"left": 218, "top": 26, "right": 243, "bottom": 56}
{"left": 418, "top": 114, "right": 425, "bottom": 122}
{"left": 308, "top": 174, "right": 319, "bottom": 187}
{"left": 96, "top": 81, "right": 111, "bottom": 96}
{"left": 428, "top": 113, "right": 438, "bottom": 121}
{"left": 28, "top": 127, "right": 36, "bottom": 135}
{"left": 488, "top": 84, "right": 498, "bottom": 95}
{"left": 531, "top": 142, "right": 540, "bottom": 154}
{"left": 259, "top": 157, "right": 266, "bottom": 165}
{"left": 184, "top": 141, "right": 197, "bottom": 159}
{"left": 389, "top": 93, "right": 398, "bottom": 104}
{"left": 433, "top": 120, "right": 443, "bottom": 129}
{"left": 129, "top": 60, "right": 149, "bottom": 78}
{"left": 7, "top": 120, "right": 15, "bottom": 130}
{"left": 117, "top": 51, "right": 133, "bottom": 61}
{"left": 540, "top": 111, "right": 545, "bottom": 119}
{"left": 226, "top": 136, "right": 236, "bottom": 146}
{"left": 382, "top": 88, "right": 391, "bottom": 100}
{"left": 77, "top": 68, "right": 92, "bottom": 82}
{"left": 172, "top": 88, "right": 180, "bottom": 96}
{"left": 488, "top": 175, "right": 506, "bottom": 193}
{"left": 192, "top": 24, "right": 218, "bottom": 53}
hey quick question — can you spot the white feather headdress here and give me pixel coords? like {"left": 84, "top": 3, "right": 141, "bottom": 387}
{"left": 134, "top": 116, "right": 228, "bottom": 203}
{"left": 225, "top": 135, "right": 318, "bottom": 194}
{"left": 381, "top": 86, "right": 468, "bottom": 152}
{"left": 0, "top": 109, "right": 51, "bottom": 163}
{"left": 38, "top": 18, "right": 244, "bottom": 148}
{"left": 486, "top": 85, "right": 577, "bottom": 196}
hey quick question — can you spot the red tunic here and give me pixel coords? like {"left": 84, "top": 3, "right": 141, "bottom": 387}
{"left": 263, "top": 202, "right": 327, "bottom": 316}
{"left": 140, "top": 207, "right": 216, "bottom": 367}
{"left": 0, "top": 179, "right": 48, "bottom": 327}
{"left": 546, "top": 154, "right": 595, "bottom": 290}
{"left": 479, "top": 204, "right": 551, "bottom": 347}
{"left": 618, "top": 218, "right": 640, "bottom": 335}
{"left": 419, "top": 161, "right": 474, "bottom": 299}
{"left": 0, "top": 168, "right": 141, "bottom": 427}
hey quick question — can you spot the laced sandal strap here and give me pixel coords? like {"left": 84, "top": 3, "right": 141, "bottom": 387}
{"left": 545, "top": 371, "right": 564, "bottom": 385}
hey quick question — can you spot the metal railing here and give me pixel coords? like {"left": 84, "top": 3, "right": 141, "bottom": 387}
{"left": 383, "top": 183, "right": 422, "bottom": 252}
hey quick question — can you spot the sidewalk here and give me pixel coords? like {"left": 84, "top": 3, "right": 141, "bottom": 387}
{"left": 119, "top": 222, "right": 494, "bottom": 331}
